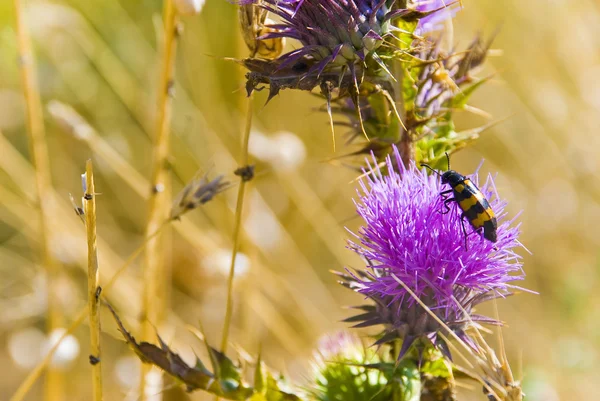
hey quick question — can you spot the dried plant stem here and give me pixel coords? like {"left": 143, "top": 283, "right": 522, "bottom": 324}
{"left": 13, "top": 0, "right": 63, "bottom": 399}
{"left": 220, "top": 95, "right": 254, "bottom": 353}
{"left": 9, "top": 309, "right": 86, "bottom": 401}
{"left": 140, "top": 1, "right": 178, "bottom": 398}
{"left": 84, "top": 160, "right": 103, "bottom": 401}
{"left": 47, "top": 102, "right": 336, "bottom": 334}
{"left": 9, "top": 223, "right": 169, "bottom": 401}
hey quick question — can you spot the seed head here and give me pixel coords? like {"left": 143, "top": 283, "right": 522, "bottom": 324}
{"left": 170, "top": 173, "right": 229, "bottom": 220}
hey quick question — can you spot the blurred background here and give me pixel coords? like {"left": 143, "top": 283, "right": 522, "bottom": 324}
{"left": 0, "top": 0, "right": 599, "bottom": 400}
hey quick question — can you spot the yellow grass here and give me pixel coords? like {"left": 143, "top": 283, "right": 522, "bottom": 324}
{"left": 84, "top": 160, "right": 103, "bottom": 401}
{"left": 12, "top": 0, "right": 64, "bottom": 399}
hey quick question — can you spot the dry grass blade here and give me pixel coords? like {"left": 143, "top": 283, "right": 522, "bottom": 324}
{"left": 141, "top": 1, "right": 178, "bottom": 398}
{"left": 83, "top": 160, "right": 103, "bottom": 400}
{"left": 47, "top": 97, "right": 338, "bottom": 337}
{"left": 390, "top": 274, "right": 501, "bottom": 399}
{"left": 47, "top": 100, "right": 227, "bottom": 256}
{"left": 9, "top": 222, "right": 170, "bottom": 401}
{"left": 468, "top": 303, "right": 523, "bottom": 401}
{"left": 8, "top": 309, "right": 87, "bottom": 401}
{"left": 12, "top": 0, "right": 64, "bottom": 399}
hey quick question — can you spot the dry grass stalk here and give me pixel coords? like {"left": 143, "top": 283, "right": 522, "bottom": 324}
{"left": 47, "top": 100, "right": 227, "bottom": 256}
{"left": 391, "top": 274, "right": 523, "bottom": 401}
{"left": 0, "top": 129, "right": 144, "bottom": 313}
{"left": 40, "top": 10, "right": 338, "bottom": 333}
{"left": 48, "top": 100, "right": 148, "bottom": 195}
{"left": 140, "top": 0, "right": 179, "bottom": 398}
{"left": 46, "top": 99, "right": 336, "bottom": 339}
{"left": 8, "top": 309, "right": 87, "bottom": 401}
{"left": 83, "top": 160, "right": 103, "bottom": 400}
{"left": 221, "top": 95, "right": 254, "bottom": 353}
{"left": 9, "top": 223, "right": 169, "bottom": 401}
{"left": 12, "top": 0, "right": 64, "bottom": 399}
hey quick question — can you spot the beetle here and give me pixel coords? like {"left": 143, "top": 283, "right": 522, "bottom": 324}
{"left": 421, "top": 153, "right": 497, "bottom": 247}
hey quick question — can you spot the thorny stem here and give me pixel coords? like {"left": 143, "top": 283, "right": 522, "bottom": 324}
{"left": 220, "top": 94, "right": 254, "bottom": 353}
{"left": 9, "top": 222, "right": 169, "bottom": 401}
{"left": 13, "top": 0, "right": 64, "bottom": 399}
{"left": 141, "top": 0, "right": 178, "bottom": 398}
{"left": 84, "top": 160, "right": 103, "bottom": 401}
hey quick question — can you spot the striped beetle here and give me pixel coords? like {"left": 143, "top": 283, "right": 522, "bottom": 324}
{"left": 422, "top": 153, "right": 497, "bottom": 248}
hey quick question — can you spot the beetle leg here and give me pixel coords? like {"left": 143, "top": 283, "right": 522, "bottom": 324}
{"left": 439, "top": 189, "right": 454, "bottom": 199}
{"left": 440, "top": 198, "right": 454, "bottom": 215}
{"left": 438, "top": 189, "right": 454, "bottom": 213}
{"left": 460, "top": 213, "right": 470, "bottom": 251}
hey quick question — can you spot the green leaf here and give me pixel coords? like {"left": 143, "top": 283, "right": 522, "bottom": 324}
{"left": 206, "top": 345, "right": 244, "bottom": 392}
{"left": 265, "top": 373, "right": 302, "bottom": 401}
{"left": 394, "top": 21, "right": 419, "bottom": 52}
{"left": 254, "top": 353, "right": 267, "bottom": 394}
{"left": 395, "top": 360, "right": 421, "bottom": 401}
{"left": 421, "top": 358, "right": 452, "bottom": 379}
{"left": 249, "top": 394, "right": 267, "bottom": 401}
{"left": 449, "top": 74, "right": 495, "bottom": 109}
{"left": 401, "top": 64, "right": 418, "bottom": 115}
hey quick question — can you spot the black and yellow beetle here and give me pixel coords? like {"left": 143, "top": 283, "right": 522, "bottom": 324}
{"left": 421, "top": 153, "right": 497, "bottom": 247}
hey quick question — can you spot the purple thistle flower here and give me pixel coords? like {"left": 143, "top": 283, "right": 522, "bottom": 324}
{"left": 249, "top": 0, "right": 392, "bottom": 64}
{"left": 341, "top": 147, "right": 526, "bottom": 358}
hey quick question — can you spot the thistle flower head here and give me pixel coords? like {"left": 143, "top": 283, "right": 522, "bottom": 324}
{"left": 246, "top": 0, "right": 395, "bottom": 65}
{"left": 342, "top": 148, "right": 525, "bottom": 358}
{"left": 241, "top": 0, "right": 457, "bottom": 100}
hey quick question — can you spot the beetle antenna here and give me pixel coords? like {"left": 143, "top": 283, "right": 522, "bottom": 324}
{"left": 445, "top": 152, "right": 451, "bottom": 170}
{"left": 420, "top": 163, "right": 441, "bottom": 177}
